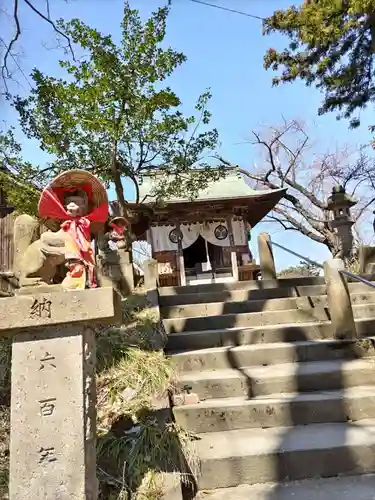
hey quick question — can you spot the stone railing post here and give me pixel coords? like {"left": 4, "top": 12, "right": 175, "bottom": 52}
{"left": 323, "top": 259, "right": 357, "bottom": 339}
{"left": 144, "top": 259, "right": 167, "bottom": 351}
{"left": 258, "top": 233, "right": 276, "bottom": 280}
{"left": 144, "top": 258, "right": 158, "bottom": 291}
{"left": 117, "top": 249, "right": 135, "bottom": 294}
{"left": 0, "top": 286, "right": 121, "bottom": 500}
{"left": 144, "top": 258, "right": 160, "bottom": 320}
{"left": 359, "top": 245, "right": 375, "bottom": 274}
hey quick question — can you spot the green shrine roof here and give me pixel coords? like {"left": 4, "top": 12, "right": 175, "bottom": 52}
{"left": 137, "top": 167, "right": 286, "bottom": 204}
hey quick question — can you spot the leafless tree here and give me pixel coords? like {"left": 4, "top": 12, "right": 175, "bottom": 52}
{"left": 1, "top": 0, "right": 74, "bottom": 91}
{"left": 132, "top": 240, "right": 151, "bottom": 268}
{"left": 220, "top": 119, "right": 375, "bottom": 256}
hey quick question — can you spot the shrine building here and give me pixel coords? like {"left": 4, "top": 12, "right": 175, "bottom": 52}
{"left": 129, "top": 167, "right": 286, "bottom": 287}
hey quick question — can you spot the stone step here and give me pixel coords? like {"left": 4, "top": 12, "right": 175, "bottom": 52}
{"left": 160, "top": 281, "right": 375, "bottom": 307}
{"left": 196, "top": 419, "right": 375, "bottom": 489}
{"left": 162, "top": 292, "right": 375, "bottom": 319}
{"left": 171, "top": 338, "right": 375, "bottom": 372}
{"left": 174, "top": 386, "right": 375, "bottom": 433}
{"left": 166, "top": 318, "right": 375, "bottom": 351}
{"left": 196, "top": 474, "right": 375, "bottom": 500}
{"left": 159, "top": 276, "right": 326, "bottom": 296}
{"left": 162, "top": 295, "right": 325, "bottom": 319}
{"left": 163, "top": 303, "right": 375, "bottom": 334}
{"left": 159, "top": 275, "right": 375, "bottom": 297}
{"left": 159, "top": 283, "right": 311, "bottom": 307}
{"left": 178, "top": 358, "right": 375, "bottom": 399}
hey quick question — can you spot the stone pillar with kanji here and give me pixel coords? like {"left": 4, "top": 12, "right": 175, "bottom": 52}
{"left": 1, "top": 286, "right": 121, "bottom": 500}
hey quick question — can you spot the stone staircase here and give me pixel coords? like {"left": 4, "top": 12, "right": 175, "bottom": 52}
{"left": 160, "top": 277, "right": 375, "bottom": 499}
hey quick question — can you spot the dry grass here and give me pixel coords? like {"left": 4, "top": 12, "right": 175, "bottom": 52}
{"left": 345, "top": 256, "right": 361, "bottom": 274}
{"left": 97, "top": 348, "right": 174, "bottom": 431}
{"left": 0, "top": 339, "right": 11, "bottom": 500}
{"left": 0, "top": 405, "right": 9, "bottom": 499}
{"left": 97, "top": 418, "right": 198, "bottom": 499}
{"left": 96, "top": 288, "right": 198, "bottom": 499}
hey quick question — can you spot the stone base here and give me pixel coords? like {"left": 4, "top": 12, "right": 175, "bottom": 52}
{"left": 0, "top": 287, "right": 123, "bottom": 331}
{"left": 15, "top": 284, "right": 63, "bottom": 296}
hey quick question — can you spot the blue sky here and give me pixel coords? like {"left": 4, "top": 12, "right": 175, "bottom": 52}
{"left": 2, "top": 0, "right": 374, "bottom": 269}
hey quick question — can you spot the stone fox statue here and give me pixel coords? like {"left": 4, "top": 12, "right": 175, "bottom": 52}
{"left": 13, "top": 170, "right": 108, "bottom": 290}
{"left": 13, "top": 213, "right": 67, "bottom": 288}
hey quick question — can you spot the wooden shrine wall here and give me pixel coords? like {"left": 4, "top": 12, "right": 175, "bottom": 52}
{"left": 0, "top": 204, "right": 14, "bottom": 272}
{"left": 153, "top": 244, "right": 251, "bottom": 271}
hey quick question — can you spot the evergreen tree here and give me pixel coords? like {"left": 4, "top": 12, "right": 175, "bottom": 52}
{"left": 263, "top": 1, "right": 375, "bottom": 130}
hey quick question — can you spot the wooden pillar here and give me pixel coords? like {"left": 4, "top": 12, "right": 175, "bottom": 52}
{"left": 230, "top": 251, "right": 239, "bottom": 281}
{"left": 147, "top": 227, "right": 155, "bottom": 255}
{"left": 226, "top": 215, "right": 239, "bottom": 281}
{"left": 175, "top": 222, "right": 186, "bottom": 287}
{"left": 242, "top": 215, "right": 251, "bottom": 264}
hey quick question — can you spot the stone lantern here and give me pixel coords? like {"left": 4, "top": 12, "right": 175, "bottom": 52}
{"left": 326, "top": 185, "right": 357, "bottom": 258}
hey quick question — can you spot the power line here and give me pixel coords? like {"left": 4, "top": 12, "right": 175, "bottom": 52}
{"left": 190, "top": 0, "right": 264, "bottom": 21}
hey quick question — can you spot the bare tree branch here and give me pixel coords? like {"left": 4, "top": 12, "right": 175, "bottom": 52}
{"left": 1, "top": 0, "right": 75, "bottom": 90}
{"left": 23, "top": 0, "right": 75, "bottom": 60}
{"left": 272, "top": 206, "right": 327, "bottom": 245}
{"left": 236, "top": 118, "right": 375, "bottom": 254}
{"left": 355, "top": 196, "right": 375, "bottom": 220}
{"left": 239, "top": 167, "right": 326, "bottom": 234}
{"left": 264, "top": 214, "right": 296, "bottom": 231}
{"left": 2, "top": 0, "right": 21, "bottom": 86}
{"left": 251, "top": 122, "right": 326, "bottom": 210}
{"left": 251, "top": 127, "right": 286, "bottom": 182}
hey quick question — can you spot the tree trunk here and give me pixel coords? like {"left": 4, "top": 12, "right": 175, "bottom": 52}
{"left": 110, "top": 142, "right": 127, "bottom": 217}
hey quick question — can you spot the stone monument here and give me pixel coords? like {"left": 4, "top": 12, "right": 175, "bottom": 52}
{"left": 4, "top": 170, "right": 121, "bottom": 500}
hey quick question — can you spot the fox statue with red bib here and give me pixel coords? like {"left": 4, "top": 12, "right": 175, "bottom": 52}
{"left": 13, "top": 170, "right": 108, "bottom": 291}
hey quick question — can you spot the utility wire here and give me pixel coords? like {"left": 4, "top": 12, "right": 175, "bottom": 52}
{"left": 190, "top": 0, "right": 265, "bottom": 21}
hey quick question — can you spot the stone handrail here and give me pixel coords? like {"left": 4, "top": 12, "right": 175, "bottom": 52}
{"left": 143, "top": 258, "right": 159, "bottom": 311}
{"left": 257, "top": 232, "right": 323, "bottom": 280}
{"left": 338, "top": 269, "right": 375, "bottom": 291}
{"left": 324, "top": 259, "right": 357, "bottom": 339}
{"left": 269, "top": 239, "right": 324, "bottom": 270}
{"left": 259, "top": 232, "right": 375, "bottom": 292}
{"left": 256, "top": 232, "right": 375, "bottom": 340}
